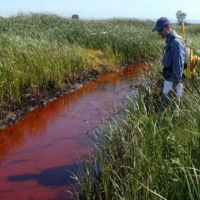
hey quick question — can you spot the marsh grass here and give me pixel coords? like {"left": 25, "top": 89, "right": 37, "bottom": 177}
{"left": 0, "top": 35, "right": 119, "bottom": 114}
{"left": 75, "top": 69, "right": 200, "bottom": 200}
{"left": 0, "top": 14, "right": 162, "bottom": 118}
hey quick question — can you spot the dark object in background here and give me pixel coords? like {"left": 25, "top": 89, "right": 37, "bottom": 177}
{"left": 72, "top": 14, "right": 79, "bottom": 20}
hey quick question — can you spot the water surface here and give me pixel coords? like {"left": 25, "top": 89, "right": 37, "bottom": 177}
{"left": 0, "top": 63, "right": 146, "bottom": 200}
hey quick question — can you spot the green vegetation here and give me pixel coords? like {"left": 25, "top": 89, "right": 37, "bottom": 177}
{"left": 0, "top": 14, "right": 161, "bottom": 118}
{"left": 0, "top": 14, "right": 199, "bottom": 111}
{"left": 0, "top": 35, "right": 117, "bottom": 104}
{"left": 75, "top": 69, "right": 200, "bottom": 200}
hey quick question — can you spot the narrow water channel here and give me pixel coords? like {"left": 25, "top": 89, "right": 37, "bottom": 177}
{"left": 0, "top": 63, "right": 146, "bottom": 200}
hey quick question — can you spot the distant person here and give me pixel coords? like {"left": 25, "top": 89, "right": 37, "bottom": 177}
{"left": 152, "top": 17, "right": 187, "bottom": 97}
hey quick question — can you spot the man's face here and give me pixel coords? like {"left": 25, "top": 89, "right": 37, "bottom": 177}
{"left": 157, "top": 26, "right": 170, "bottom": 39}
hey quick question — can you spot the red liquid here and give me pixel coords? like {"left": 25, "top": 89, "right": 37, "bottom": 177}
{"left": 0, "top": 64, "right": 146, "bottom": 200}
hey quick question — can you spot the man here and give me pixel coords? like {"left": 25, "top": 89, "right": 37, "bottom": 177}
{"left": 152, "top": 17, "right": 187, "bottom": 97}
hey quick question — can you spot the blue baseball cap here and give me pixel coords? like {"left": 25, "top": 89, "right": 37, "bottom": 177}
{"left": 152, "top": 17, "right": 171, "bottom": 32}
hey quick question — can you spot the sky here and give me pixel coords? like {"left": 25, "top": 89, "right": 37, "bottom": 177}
{"left": 0, "top": 0, "right": 200, "bottom": 21}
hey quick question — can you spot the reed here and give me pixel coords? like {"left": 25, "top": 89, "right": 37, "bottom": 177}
{"left": 0, "top": 35, "right": 119, "bottom": 109}
{"left": 75, "top": 68, "right": 200, "bottom": 199}
{"left": 0, "top": 14, "right": 162, "bottom": 113}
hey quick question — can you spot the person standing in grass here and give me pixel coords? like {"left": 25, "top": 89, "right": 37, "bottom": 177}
{"left": 152, "top": 17, "right": 187, "bottom": 97}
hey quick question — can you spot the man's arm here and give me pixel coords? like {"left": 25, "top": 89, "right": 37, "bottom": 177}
{"left": 170, "top": 39, "right": 186, "bottom": 84}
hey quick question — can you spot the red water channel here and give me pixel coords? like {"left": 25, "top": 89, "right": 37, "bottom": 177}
{"left": 0, "top": 63, "right": 146, "bottom": 200}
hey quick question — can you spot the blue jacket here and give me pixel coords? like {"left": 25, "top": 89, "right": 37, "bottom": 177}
{"left": 162, "top": 31, "right": 187, "bottom": 84}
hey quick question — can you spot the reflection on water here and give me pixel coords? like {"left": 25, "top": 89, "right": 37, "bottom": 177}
{"left": 0, "top": 63, "right": 147, "bottom": 200}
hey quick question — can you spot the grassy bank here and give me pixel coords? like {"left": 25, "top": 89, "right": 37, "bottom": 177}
{"left": 0, "top": 14, "right": 161, "bottom": 124}
{"left": 1, "top": 14, "right": 200, "bottom": 116}
{"left": 75, "top": 68, "right": 200, "bottom": 199}
{"left": 0, "top": 35, "right": 118, "bottom": 105}
{"left": 72, "top": 23, "right": 200, "bottom": 200}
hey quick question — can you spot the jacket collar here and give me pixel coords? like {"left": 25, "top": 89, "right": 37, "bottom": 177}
{"left": 165, "top": 30, "right": 178, "bottom": 45}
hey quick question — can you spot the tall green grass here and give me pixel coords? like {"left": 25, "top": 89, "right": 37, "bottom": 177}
{"left": 0, "top": 34, "right": 119, "bottom": 107}
{"left": 0, "top": 14, "right": 161, "bottom": 61}
{"left": 75, "top": 69, "right": 200, "bottom": 199}
{"left": 0, "top": 14, "right": 199, "bottom": 118}
{"left": 0, "top": 14, "right": 162, "bottom": 113}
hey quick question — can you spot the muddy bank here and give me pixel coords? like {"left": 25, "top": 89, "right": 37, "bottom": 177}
{"left": 0, "top": 69, "right": 101, "bottom": 130}
{"left": 0, "top": 63, "right": 148, "bottom": 130}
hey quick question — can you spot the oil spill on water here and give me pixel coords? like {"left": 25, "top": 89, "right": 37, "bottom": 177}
{"left": 0, "top": 63, "right": 147, "bottom": 200}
